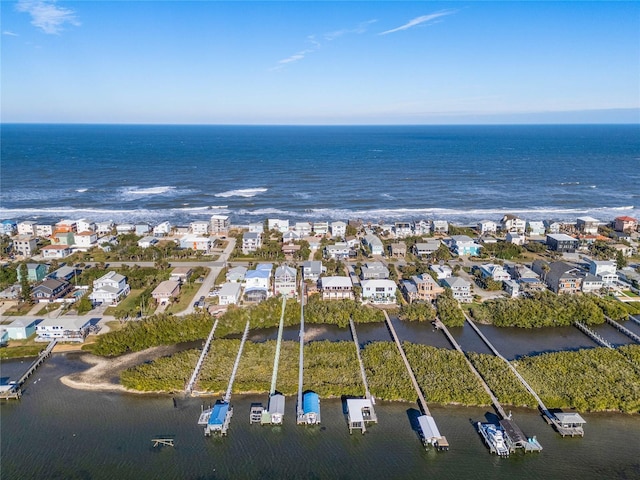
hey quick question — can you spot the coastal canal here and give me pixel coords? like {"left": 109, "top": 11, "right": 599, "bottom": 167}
{"left": 2, "top": 352, "right": 640, "bottom": 480}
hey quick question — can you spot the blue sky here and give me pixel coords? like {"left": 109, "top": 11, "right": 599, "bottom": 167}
{"left": 2, "top": 1, "right": 639, "bottom": 124}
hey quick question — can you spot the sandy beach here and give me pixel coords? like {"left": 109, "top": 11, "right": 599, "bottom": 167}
{"left": 59, "top": 345, "right": 179, "bottom": 393}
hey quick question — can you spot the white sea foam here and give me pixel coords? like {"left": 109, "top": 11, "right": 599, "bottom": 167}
{"left": 76, "top": 188, "right": 88, "bottom": 193}
{"left": 214, "top": 188, "right": 267, "bottom": 198}
{"left": 125, "top": 186, "right": 176, "bottom": 195}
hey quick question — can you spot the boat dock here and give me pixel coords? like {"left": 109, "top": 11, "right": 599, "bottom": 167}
{"left": 384, "top": 312, "right": 448, "bottom": 450}
{"left": 604, "top": 316, "right": 640, "bottom": 344}
{"left": 347, "top": 317, "right": 378, "bottom": 434}
{"left": 0, "top": 339, "right": 57, "bottom": 400}
{"left": 253, "top": 296, "right": 287, "bottom": 425}
{"left": 198, "top": 320, "right": 250, "bottom": 436}
{"left": 296, "top": 284, "right": 320, "bottom": 425}
{"left": 186, "top": 318, "right": 219, "bottom": 395}
{"left": 464, "top": 314, "right": 581, "bottom": 438}
{"left": 574, "top": 321, "right": 614, "bottom": 349}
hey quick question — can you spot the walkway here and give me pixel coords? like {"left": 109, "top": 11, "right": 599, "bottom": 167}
{"left": 185, "top": 318, "right": 219, "bottom": 394}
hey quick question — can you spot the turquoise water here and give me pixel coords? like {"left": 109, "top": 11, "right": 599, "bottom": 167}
{"left": 1, "top": 353, "right": 639, "bottom": 480}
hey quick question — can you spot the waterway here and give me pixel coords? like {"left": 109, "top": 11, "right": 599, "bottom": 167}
{"left": 1, "top": 353, "right": 639, "bottom": 480}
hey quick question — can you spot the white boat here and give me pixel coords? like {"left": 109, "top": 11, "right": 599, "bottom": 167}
{"left": 477, "top": 422, "right": 510, "bottom": 456}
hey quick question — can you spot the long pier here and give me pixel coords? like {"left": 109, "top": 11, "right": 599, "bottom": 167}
{"left": 348, "top": 317, "right": 373, "bottom": 401}
{"left": 604, "top": 316, "right": 640, "bottom": 344}
{"left": 347, "top": 317, "right": 378, "bottom": 434}
{"left": 186, "top": 318, "right": 219, "bottom": 394}
{"left": 630, "top": 315, "right": 640, "bottom": 328}
{"left": 383, "top": 312, "right": 431, "bottom": 416}
{"left": 1, "top": 340, "right": 57, "bottom": 400}
{"left": 224, "top": 319, "right": 251, "bottom": 403}
{"left": 574, "top": 321, "right": 614, "bottom": 349}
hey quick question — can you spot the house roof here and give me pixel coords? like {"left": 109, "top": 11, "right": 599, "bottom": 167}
{"left": 321, "top": 276, "right": 353, "bottom": 288}
{"left": 441, "top": 276, "right": 470, "bottom": 288}
{"left": 219, "top": 282, "right": 242, "bottom": 296}
{"left": 38, "top": 317, "right": 89, "bottom": 330}
{"left": 152, "top": 280, "right": 180, "bottom": 295}
{"left": 615, "top": 216, "right": 637, "bottom": 222}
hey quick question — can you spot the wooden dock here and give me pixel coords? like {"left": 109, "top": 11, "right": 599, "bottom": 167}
{"left": 185, "top": 318, "right": 219, "bottom": 395}
{"left": 347, "top": 317, "right": 378, "bottom": 433}
{"left": 151, "top": 438, "right": 174, "bottom": 447}
{"left": 0, "top": 340, "right": 57, "bottom": 400}
{"left": 605, "top": 316, "right": 640, "bottom": 344}
{"left": 574, "top": 321, "right": 614, "bottom": 349}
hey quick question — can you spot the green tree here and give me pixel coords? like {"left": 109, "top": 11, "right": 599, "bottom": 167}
{"left": 616, "top": 250, "right": 627, "bottom": 269}
{"left": 18, "top": 263, "right": 32, "bottom": 304}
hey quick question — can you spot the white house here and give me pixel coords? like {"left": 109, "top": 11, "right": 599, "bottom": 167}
{"left": 274, "top": 265, "right": 297, "bottom": 297}
{"left": 138, "top": 236, "right": 159, "bottom": 249}
{"left": 179, "top": 235, "right": 214, "bottom": 252}
{"left": 363, "top": 234, "right": 384, "bottom": 256}
{"left": 218, "top": 282, "right": 242, "bottom": 305}
{"left": 478, "top": 264, "right": 511, "bottom": 282}
{"left": 413, "top": 220, "right": 431, "bottom": 235}
{"left": 324, "top": 242, "right": 350, "bottom": 260}
{"left": 477, "top": 220, "right": 498, "bottom": 235}
{"left": 330, "top": 221, "right": 347, "bottom": 238}
{"left": 320, "top": 276, "right": 353, "bottom": 300}
{"left": 441, "top": 276, "right": 472, "bottom": 303}
{"left": 242, "top": 232, "right": 262, "bottom": 254}
{"left": 506, "top": 232, "right": 526, "bottom": 245}
{"left": 115, "top": 223, "right": 135, "bottom": 234}
{"left": 526, "top": 221, "right": 546, "bottom": 236}
{"left": 76, "top": 219, "right": 95, "bottom": 233}
{"left": 431, "top": 220, "right": 449, "bottom": 234}
{"left": 73, "top": 231, "right": 98, "bottom": 250}
{"left": 17, "top": 221, "right": 37, "bottom": 236}
{"left": 35, "top": 224, "right": 54, "bottom": 237}
{"left": 430, "top": 264, "right": 452, "bottom": 280}
{"left": 501, "top": 214, "right": 526, "bottom": 234}
{"left": 361, "top": 279, "right": 397, "bottom": 304}
{"left": 153, "top": 221, "right": 172, "bottom": 236}
{"left": 576, "top": 216, "right": 600, "bottom": 235}
{"left": 96, "top": 221, "right": 114, "bottom": 235}
{"left": 302, "top": 261, "right": 325, "bottom": 281}
{"left": 36, "top": 317, "right": 91, "bottom": 342}
{"left": 190, "top": 221, "right": 210, "bottom": 235}
{"left": 394, "top": 222, "right": 413, "bottom": 239}
{"left": 89, "top": 271, "right": 130, "bottom": 306}
{"left": 248, "top": 222, "right": 264, "bottom": 233}
{"left": 14, "top": 236, "right": 38, "bottom": 257}
{"left": 245, "top": 268, "right": 271, "bottom": 292}
{"left": 226, "top": 266, "right": 247, "bottom": 283}
{"left": 268, "top": 218, "right": 289, "bottom": 233}
{"left": 588, "top": 260, "right": 618, "bottom": 285}
{"left": 313, "top": 222, "right": 329, "bottom": 235}
{"left": 41, "top": 245, "right": 72, "bottom": 259}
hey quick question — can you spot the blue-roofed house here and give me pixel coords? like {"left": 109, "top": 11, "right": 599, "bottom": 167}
{"left": 1, "top": 220, "right": 17, "bottom": 235}
{"left": 204, "top": 400, "right": 233, "bottom": 435}
{"left": 302, "top": 391, "right": 321, "bottom": 424}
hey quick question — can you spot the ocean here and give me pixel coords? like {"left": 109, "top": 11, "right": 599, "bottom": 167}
{"left": 1, "top": 124, "right": 639, "bottom": 226}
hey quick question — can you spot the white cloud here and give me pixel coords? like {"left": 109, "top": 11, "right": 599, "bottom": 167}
{"left": 379, "top": 10, "right": 456, "bottom": 35}
{"left": 16, "top": 0, "right": 80, "bottom": 35}
{"left": 3, "top": 31, "right": 19, "bottom": 36}
{"left": 324, "top": 19, "right": 377, "bottom": 41}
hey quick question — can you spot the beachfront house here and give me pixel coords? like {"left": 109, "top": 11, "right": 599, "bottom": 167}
{"left": 614, "top": 216, "right": 638, "bottom": 233}
{"left": 151, "top": 280, "right": 180, "bottom": 305}
{"left": 313, "top": 222, "right": 329, "bottom": 235}
{"left": 210, "top": 215, "right": 229, "bottom": 233}
{"left": 35, "top": 224, "right": 54, "bottom": 237}
{"left": 17, "top": 221, "right": 37, "bottom": 236}
{"left": 96, "top": 221, "right": 114, "bottom": 235}
{"left": 576, "top": 217, "right": 600, "bottom": 235}
{"left": 394, "top": 222, "right": 413, "bottom": 239}
{"left": 89, "top": 271, "right": 131, "bottom": 306}
{"left": 0, "top": 220, "right": 17, "bottom": 235}
{"left": 320, "top": 276, "right": 353, "bottom": 300}
{"left": 248, "top": 223, "right": 264, "bottom": 234}
{"left": 267, "top": 218, "right": 289, "bottom": 233}
{"left": 135, "top": 223, "right": 151, "bottom": 236}
{"left": 361, "top": 279, "right": 397, "bottom": 304}
{"left": 413, "top": 220, "right": 431, "bottom": 235}
{"left": 500, "top": 214, "right": 526, "bottom": 234}
{"left": 526, "top": 221, "right": 546, "bottom": 236}
{"left": 431, "top": 220, "right": 449, "bottom": 234}
{"left": 73, "top": 231, "right": 98, "bottom": 250}
{"left": 477, "top": 220, "right": 498, "bottom": 235}
{"left": 330, "top": 221, "right": 347, "bottom": 238}
{"left": 190, "top": 221, "right": 210, "bottom": 235}
{"left": 115, "top": 223, "right": 135, "bottom": 234}
{"left": 153, "top": 221, "right": 172, "bottom": 237}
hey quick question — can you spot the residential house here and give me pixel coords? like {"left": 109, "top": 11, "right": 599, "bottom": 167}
{"left": 46, "top": 266, "right": 78, "bottom": 282}
{"left": 500, "top": 214, "right": 526, "bottom": 234}
{"left": 17, "top": 221, "right": 37, "bottom": 236}
{"left": 267, "top": 218, "right": 289, "bottom": 233}
{"left": 179, "top": 235, "right": 214, "bottom": 252}
{"left": 441, "top": 276, "right": 473, "bottom": 303}
{"left": 389, "top": 241, "right": 407, "bottom": 258}
{"left": 544, "top": 220, "right": 562, "bottom": 234}
{"left": 325, "top": 242, "right": 350, "bottom": 260}
{"left": 17, "top": 263, "right": 48, "bottom": 283}
{"left": 360, "top": 261, "right": 389, "bottom": 280}
{"left": 73, "top": 231, "right": 98, "bottom": 250}
{"left": 526, "top": 221, "right": 546, "bottom": 236}
{"left": 503, "top": 279, "right": 520, "bottom": 298}
{"left": 302, "top": 261, "right": 325, "bottom": 281}
{"left": 478, "top": 263, "right": 511, "bottom": 282}
{"left": 0, "top": 220, "right": 17, "bottom": 235}
{"left": 14, "top": 236, "right": 38, "bottom": 257}
{"left": 170, "top": 267, "right": 193, "bottom": 284}
{"left": 313, "top": 222, "right": 329, "bottom": 236}
{"left": 430, "top": 264, "right": 452, "bottom": 281}
{"left": 506, "top": 232, "right": 526, "bottom": 246}
{"left": 6, "top": 319, "right": 39, "bottom": 340}
{"left": 248, "top": 222, "right": 264, "bottom": 234}
{"left": 76, "top": 219, "right": 95, "bottom": 233}
{"left": 53, "top": 231, "right": 75, "bottom": 246}
{"left": 151, "top": 280, "right": 180, "bottom": 305}
{"left": 244, "top": 267, "right": 271, "bottom": 299}
{"left": 210, "top": 215, "right": 230, "bottom": 233}
{"left": 407, "top": 274, "right": 444, "bottom": 303}
{"left": 242, "top": 232, "right": 262, "bottom": 254}
{"left": 320, "top": 276, "right": 353, "bottom": 300}
{"left": 35, "top": 224, "right": 54, "bottom": 237}
{"left": 532, "top": 261, "right": 582, "bottom": 294}
{"left": 226, "top": 266, "right": 247, "bottom": 283}
{"left": 190, "top": 221, "right": 210, "bottom": 235}
{"left": 96, "top": 221, "right": 114, "bottom": 235}
{"left": 41, "top": 245, "right": 72, "bottom": 259}
{"left": 282, "top": 230, "right": 301, "bottom": 243}
{"left": 477, "top": 220, "right": 498, "bottom": 235}
{"left": 588, "top": 260, "right": 618, "bottom": 285}
{"left": 274, "top": 265, "right": 297, "bottom": 297}
{"left": 450, "top": 235, "right": 481, "bottom": 256}
{"left": 36, "top": 317, "right": 90, "bottom": 342}
{"left": 576, "top": 217, "right": 600, "bottom": 235}
{"left": 218, "top": 282, "right": 242, "bottom": 305}
{"left": 153, "top": 221, "right": 172, "bottom": 237}
{"left": 413, "top": 220, "right": 431, "bottom": 235}
{"left": 614, "top": 216, "right": 638, "bottom": 233}
{"left": 89, "top": 271, "right": 130, "bottom": 306}
{"left": 294, "top": 222, "right": 312, "bottom": 236}
{"left": 431, "top": 220, "right": 449, "bottom": 234}
{"left": 138, "top": 236, "right": 159, "bottom": 249}
{"left": 330, "top": 221, "right": 347, "bottom": 238}
{"left": 394, "top": 222, "right": 413, "bottom": 239}
{"left": 612, "top": 243, "right": 634, "bottom": 257}
{"left": 363, "top": 234, "right": 384, "bottom": 256}
{"left": 361, "top": 279, "right": 397, "bottom": 305}
{"left": 282, "top": 243, "right": 301, "bottom": 257}
{"left": 135, "top": 223, "right": 151, "bottom": 236}
{"left": 546, "top": 234, "right": 579, "bottom": 253}
{"left": 54, "top": 219, "right": 77, "bottom": 233}
{"left": 413, "top": 240, "right": 441, "bottom": 258}
{"left": 579, "top": 273, "right": 603, "bottom": 293}
{"left": 115, "top": 223, "right": 135, "bottom": 234}
{"left": 32, "top": 278, "right": 72, "bottom": 302}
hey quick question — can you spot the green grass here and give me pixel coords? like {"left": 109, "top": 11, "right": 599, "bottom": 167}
{"left": 165, "top": 283, "right": 201, "bottom": 314}
{"left": 104, "top": 288, "right": 145, "bottom": 316}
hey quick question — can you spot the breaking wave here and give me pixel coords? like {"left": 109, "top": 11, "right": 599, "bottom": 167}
{"left": 214, "top": 188, "right": 268, "bottom": 198}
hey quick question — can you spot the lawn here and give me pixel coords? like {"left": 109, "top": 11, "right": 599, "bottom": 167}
{"left": 165, "top": 283, "right": 201, "bottom": 314}
{"left": 104, "top": 289, "right": 146, "bottom": 316}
